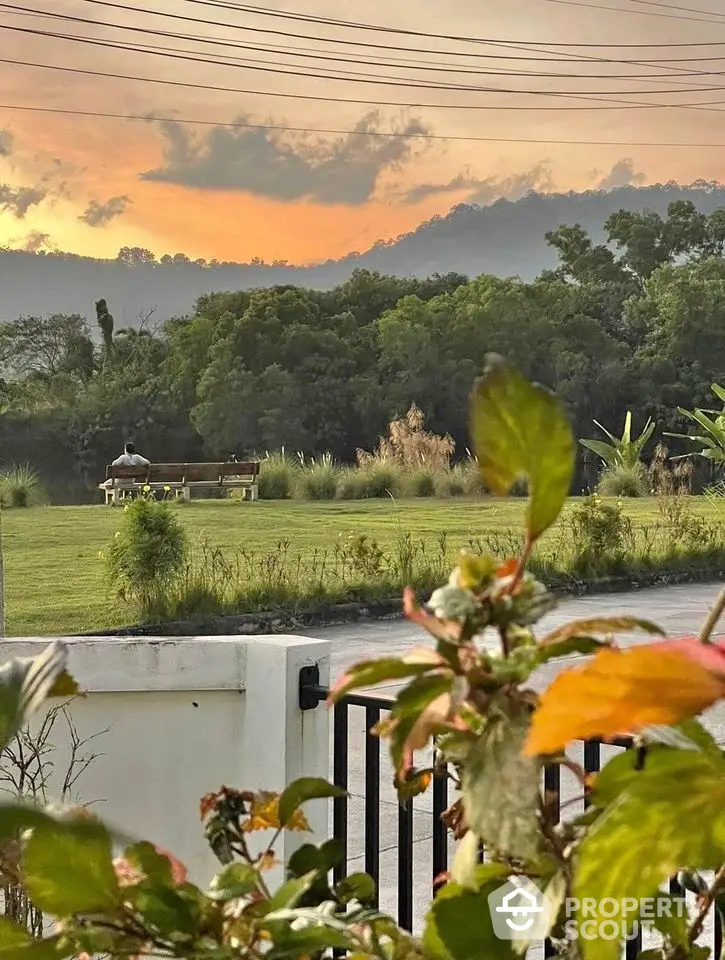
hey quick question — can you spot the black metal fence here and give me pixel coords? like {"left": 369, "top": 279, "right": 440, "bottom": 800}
{"left": 300, "top": 674, "right": 721, "bottom": 954}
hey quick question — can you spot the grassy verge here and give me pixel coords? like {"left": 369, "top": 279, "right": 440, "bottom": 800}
{"left": 4, "top": 497, "right": 724, "bottom": 636}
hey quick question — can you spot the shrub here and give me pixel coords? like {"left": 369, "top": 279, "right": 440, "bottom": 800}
{"left": 597, "top": 462, "right": 649, "bottom": 497}
{"left": 0, "top": 464, "right": 41, "bottom": 508}
{"left": 355, "top": 463, "right": 402, "bottom": 499}
{"left": 298, "top": 459, "right": 340, "bottom": 500}
{"left": 568, "top": 493, "right": 632, "bottom": 572}
{"left": 460, "top": 452, "right": 488, "bottom": 496}
{"left": 258, "top": 452, "right": 296, "bottom": 500}
{"left": 404, "top": 466, "right": 437, "bottom": 497}
{"left": 105, "top": 497, "right": 188, "bottom": 620}
{"left": 336, "top": 467, "right": 367, "bottom": 500}
{"left": 357, "top": 403, "right": 454, "bottom": 470}
{"left": 435, "top": 465, "right": 466, "bottom": 498}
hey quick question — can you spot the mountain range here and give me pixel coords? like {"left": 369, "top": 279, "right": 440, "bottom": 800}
{"left": 2, "top": 181, "right": 725, "bottom": 326}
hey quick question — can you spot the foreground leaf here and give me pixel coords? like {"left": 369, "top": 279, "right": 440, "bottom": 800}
{"left": 462, "top": 707, "right": 542, "bottom": 864}
{"left": 470, "top": 355, "right": 574, "bottom": 540}
{"left": 526, "top": 643, "right": 725, "bottom": 756}
{"left": 574, "top": 750, "right": 725, "bottom": 960}
{"left": 536, "top": 636, "right": 611, "bottom": 664}
{"left": 540, "top": 617, "right": 662, "bottom": 646}
{"left": 0, "top": 937, "right": 65, "bottom": 959}
{"left": 0, "top": 642, "right": 68, "bottom": 751}
{"left": 328, "top": 657, "right": 436, "bottom": 703}
{"left": 0, "top": 918, "right": 29, "bottom": 948}
{"left": 424, "top": 864, "right": 514, "bottom": 960}
{"left": 278, "top": 778, "right": 346, "bottom": 828}
{"left": 23, "top": 815, "right": 120, "bottom": 915}
{"left": 208, "top": 862, "right": 261, "bottom": 900}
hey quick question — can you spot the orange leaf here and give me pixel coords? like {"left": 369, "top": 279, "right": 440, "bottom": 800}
{"left": 525, "top": 642, "right": 725, "bottom": 756}
{"left": 243, "top": 793, "right": 310, "bottom": 833}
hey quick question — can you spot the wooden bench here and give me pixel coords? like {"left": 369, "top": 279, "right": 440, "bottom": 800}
{"left": 99, "top": 462, "right": 260, "bottom": 504}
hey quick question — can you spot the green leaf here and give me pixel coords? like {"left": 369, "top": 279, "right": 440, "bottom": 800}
{"left": 0, "top": 642, "right": 69, "bottom": 751}
{"left": 0, "top": 918, "right": 30, "bottom": 948}
{"left": 123, "top": 841, "right": 174, "bottom": 885}
{"left": 23, "top": 815, "right": 120, "bottom": 915}
{"left": 424, "top": 865, "right": 515, "bottom": 960}
{"left": 47, "top": 670, "right": 80, "bottom": 698}
{"left": 652, "top": 893, "right": 689, "bottom": 948}
{"left": 579, "top": 438, "right": 618, "bottom": 470}
{"left": 0, "top": 937, "right": 66, "bottom": 959}
{"left": 450, "top": 830, "right": 480, "bottom": 889}
{"left": 461, "top": 707, "right": 543, "bottom": 865}
{"left": 392, "top": 674, "right": 453, "bottom": 720}
{"left": 287, "top": 838, "right": 344, "bottom": 878}
{"left": 335, "top": 872, "right": 376, "bottom": 905}
{"left": 540, "top": 617, "right": 662, "bottom": 646}
{"left": 267, "top": 871, "right": 318, "bottom": 911}
{"left": 208, "top": 862, "right": 261, "bottom": 900}
{"left": 574, "top": 750, "right": 725, "bottom": 960}
{"left": 264, "top": 923, "right": 355, "bottom": 957}
{"left": 128, "top": 883, "right": 200, "bottom": 938}
{"left": 536, "top": 636, "right": 610, "bottom": 663}
{"left": 329, "top": 658, "right": 435, "bottom": 702}
{"left": 278, "top": 778, "right": 346, "bottom": 828}
{"left": 470, "top": 355, "right": 574, "bottom": 540}
{"left": 0, "top": 803, "right": 56, "bottom": 848}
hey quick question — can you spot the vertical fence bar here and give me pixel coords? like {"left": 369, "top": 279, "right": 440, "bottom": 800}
{"left": 364, "top": 706, "right": 381, "bottom": 904}
{"left": 715, "top": 905, "right": 722, "bottom": 959}
{"left": 332, "top": 701, "right": 349, "bottom": 886}
{"left": 398, "top": 799, "right": 414, "bottom": 931}
{"left": 432, "top": 768, "right": 449, "bottom": 891}
{"left": 583, "top": 739, "right": 601, "bottom": 808}
{"left": 543, "top": 764, "right": 561, "bottom": 958}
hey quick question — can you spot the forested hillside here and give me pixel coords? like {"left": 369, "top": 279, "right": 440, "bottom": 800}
{"left": 2, "top": 182, "right": 725, "bottom": 324}
{"left": 2, "top": 197, "right": 724, "bottom": 503}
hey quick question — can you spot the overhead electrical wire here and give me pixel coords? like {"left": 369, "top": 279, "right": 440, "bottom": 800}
{"left": 7, "top": 99, "right": 725, "bottom": 148}
{"left": 543, "top": 0, "right": 725, "bottom": 25}
{"left": 8, "top": 19, "right": 725, "bottom": 97}
{"left": 4, "top": 1, "right": 725, "bottom": 82}
{"left": 14, "top": 0, "right": 725, "bottom": 67}
{"left": 623, "top": 0, "right": 725, "bottom": 17}
{"left": 42, "top": 0, "right": 725, "bottom": 56}
{"left": 7, "top": 48, "right": 725, "bottom": 111}
{"left": 175, "top": 0, "right": 725, "bottom": 47}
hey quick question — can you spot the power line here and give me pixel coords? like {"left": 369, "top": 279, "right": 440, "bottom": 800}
{"left": 7, "top": 99, "right": 725, "bottom": 146}
{"left": 9, "top": 19, "right": 725, "bottom": 97}
{"left": 176, "top": 0, "right": 725, "bottom": 47}
{"left": 4, "top": 1, "right": 723, "bottom": 81}
{"left": 8, "top": 51, "right": 725, "bottom": 111}
{"left": 543, "top": 0, "right": 725, "bottom": 24}
{"left": 28, "top": 0, "right": 725, "bottom": 63}
{"left": 622, "top": 0, "right": 725, "bottom": 18}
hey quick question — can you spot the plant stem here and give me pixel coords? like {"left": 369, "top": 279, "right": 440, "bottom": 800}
{"left": 698, "top": 586, "right": 725, "bottom": 644}
{"left": 688, "top": 863, "right": 725, "bottom": 945}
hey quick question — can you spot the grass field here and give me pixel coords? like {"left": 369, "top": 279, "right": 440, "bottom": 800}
{"left": 4, "top": 497, "right": 723, "bottom": 636}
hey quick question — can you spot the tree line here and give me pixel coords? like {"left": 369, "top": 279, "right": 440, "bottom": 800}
{"left": 1, "top": 198, "right": 724, "bottom": 503}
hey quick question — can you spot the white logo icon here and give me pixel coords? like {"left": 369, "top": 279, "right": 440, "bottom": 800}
{"left": 488, "top": 878, "right": 552, "bottom": 941}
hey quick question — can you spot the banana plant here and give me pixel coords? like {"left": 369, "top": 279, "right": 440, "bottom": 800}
{"left": 579, "top": 411, "right": 656, "bottom": 469}
{"left": 665, "top": 383, "right": 725, "bottom": 468}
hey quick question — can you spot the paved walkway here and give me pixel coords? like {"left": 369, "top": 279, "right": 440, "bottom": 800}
{"left": 301, "top": 582, "right": 725, "bottom": 933}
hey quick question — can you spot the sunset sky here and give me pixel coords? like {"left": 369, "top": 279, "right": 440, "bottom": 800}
{"left": 2, "top": 0, "right": 725, "bottom": 264}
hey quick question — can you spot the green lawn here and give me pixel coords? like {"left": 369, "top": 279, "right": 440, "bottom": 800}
{"left": 3, "top": 497, "right": 722, "bottom": 637}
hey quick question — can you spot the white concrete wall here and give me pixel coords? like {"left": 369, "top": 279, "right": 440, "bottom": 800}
{"left": 0, "top": 634, "right": 331, "bottom": 885}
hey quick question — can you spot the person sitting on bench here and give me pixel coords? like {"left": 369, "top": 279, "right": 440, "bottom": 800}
{"left": 112, "top": 441, "right": 150, "bottom": 468}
